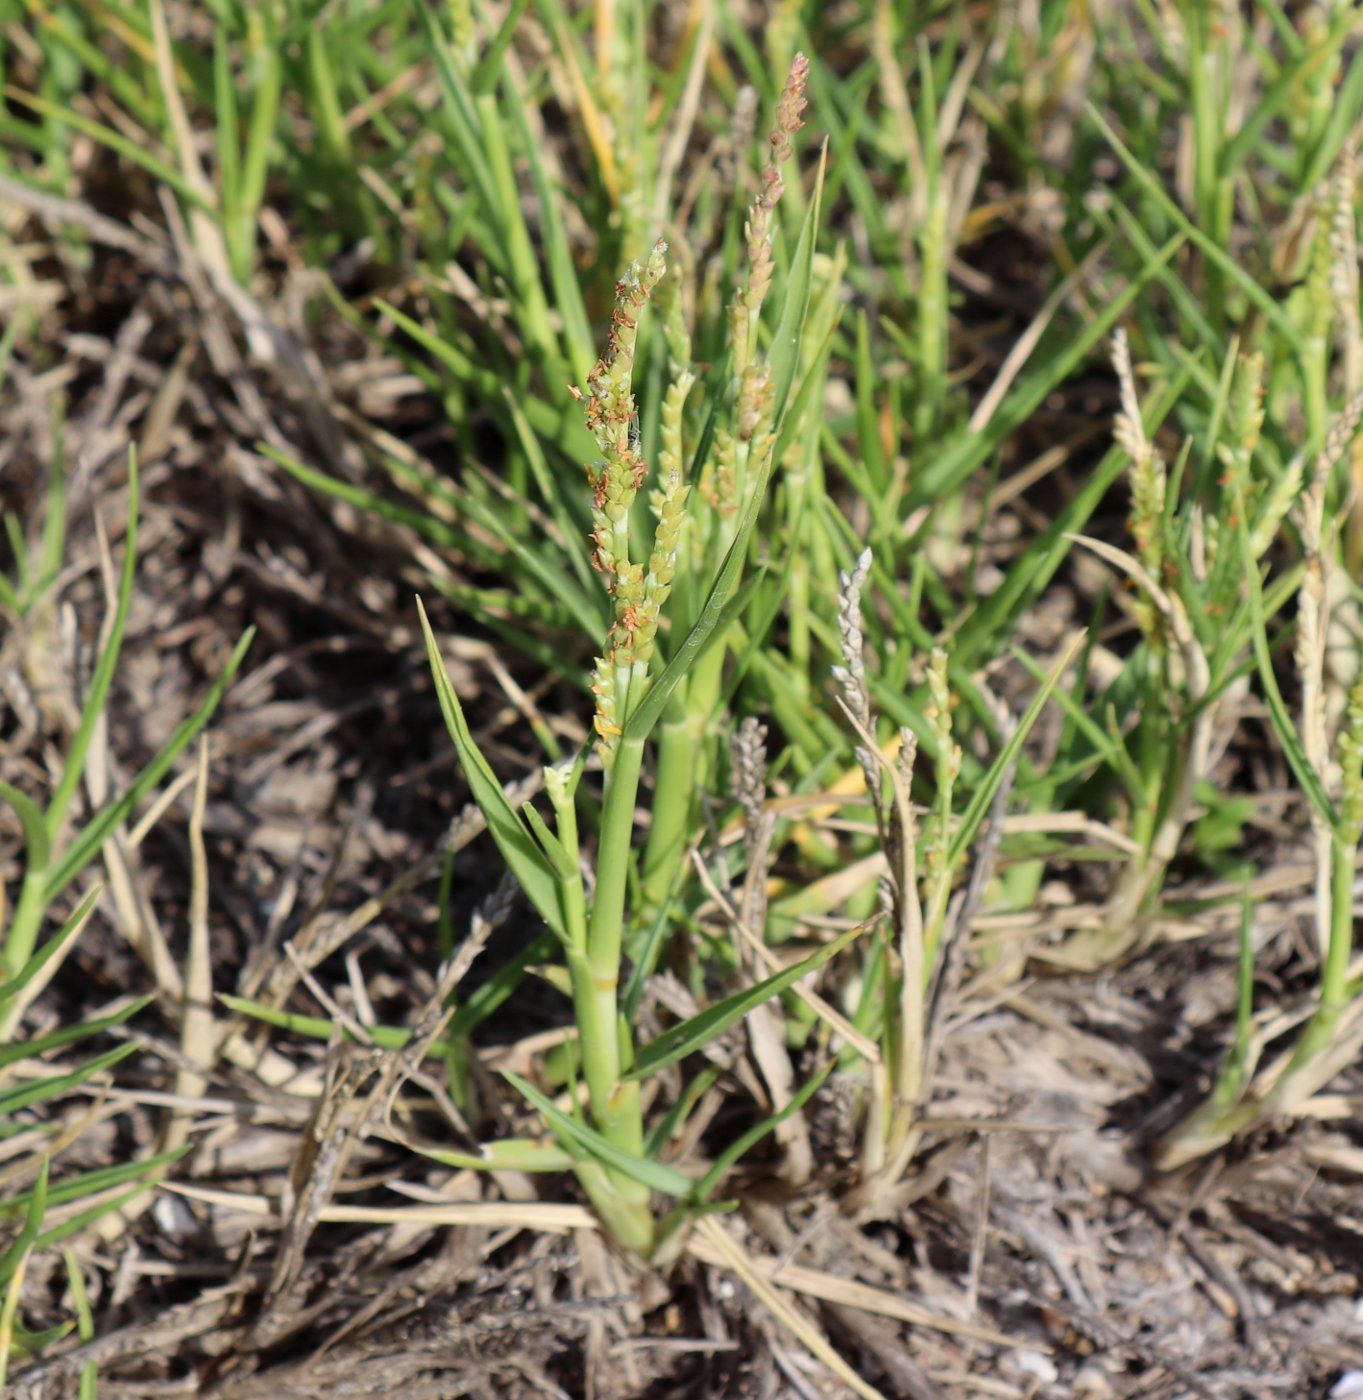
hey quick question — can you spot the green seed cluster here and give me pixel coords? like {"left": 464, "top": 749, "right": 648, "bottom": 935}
{"left": 701, "top": 427, "right": 739, "bottom": 515}
{"left": 651, "top": 260, "right": 696, "bottom": 656}
{"left": 577, "top": 239, "right": 695, "bottom": 760}
{"left": 583, "top": 241, "right": 669, "bottom": 571}
{"left": 580, "top": 240, "right": 669, "bottom": 754}
{"left": 729, "top": 53, "right": 808, "bottom": 441}
{"left": 638, "top": 464, "right": 688, "bottom": 667}
{"left": 1340, "top": 677, "right": 1363, "bottom": 839}
{"left": 923, "top": 647, "right": 961, "bottom": 885}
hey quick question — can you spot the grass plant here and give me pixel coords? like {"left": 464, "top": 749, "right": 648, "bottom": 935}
{"left": 414, "top": 57, "right": 864, "bottom": 1258}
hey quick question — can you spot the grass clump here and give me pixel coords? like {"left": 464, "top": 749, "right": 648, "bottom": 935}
{"left": 415, "top": 57, "right": 857, "bottom": 1258}
{"left": 407, "top": 42, "right": 1077, "bottom": 1250}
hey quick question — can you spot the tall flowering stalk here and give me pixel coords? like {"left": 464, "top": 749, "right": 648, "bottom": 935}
{"left": 828, "top": 548, "right": 929, "bottom": 1200}
{"left": 547, "top": 239, "right": 685, "bottom": 1255}
{"left": 1292, "top": 398, "right": 1363, "bottom": 982}
{"left": 1156, "top": 407, "right": 1363, "bottom": 1166}
{"left": 1088, "top": 329, "right": 1214, "bottom": 959}
{"left": 640, "top": 54, "right": 809, "bottom": 919}
{"left": 422, "top": 211, "right": 778, "bottom": 1251}
{"left": 1113, "top": 328, "right": 1167, "bottom": 652}
{"left": 729, "top": 54, "right": 807, "bottom": 443}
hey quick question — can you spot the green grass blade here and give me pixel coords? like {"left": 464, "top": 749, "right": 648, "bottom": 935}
{"left": 1238, "top": 531, "right": 1338, "bottom": 832}
{"left": 623, "top": 571, "right": 765, "bottom": 744}
{"left": 911, "top": 234, "right": 1185, "bottom": 506}
{"left": 445, "top": 930, "right": 556, "bottom": 1039}
{"left": 0, "top": 888, "right": 101, "bottom": 1009}
{"left": 416, "top": 3, "right": 503, "bottom": 257}
{"left": 405, "top": 1137, "right": 576, "bottom": 1174}
{"left": 217, "top": 994, "right": 450, "bottom": 1054}
{"left": 61, "top": 1248, "right": 97, "bottom": 1400}
{"left": 767, "top": 144, "right": 826, "bottom": 426}
{"left": 947, "top": 633, "right": 1085, "bottom": 867}
{"left": 1220, "top": 16, "right": 1354, "bottom": 178}
{"left": 4, "top": 95, "right": 213, "bottom": 213}
{"left": 31, "top": 1184, "right": 154, "bottom": 1255}
{"left": 0, "top": 783, "right": 51, "bottom": 881}
{"left": 0, "top": 1147, "right": 189, "bottom": 1220}
{"left": 1085, "top": 105, "right": 1300, "bottom": 351}
{"left": 417, "top": 598, "right": 567, "bottom": 941}
{"left": 46, "top": 450, "right": 139, "bottom": 839}
{"left": 694, "top": 1059, "right": 834, "bottom": 1202}
{"left": 0, "top": 994, "right": 152, "bottom": 1071}
{"left": 503, "top": 1070, "right": 696, "bottom": 1198}
{"left": 0, "top": 1043, "right": 139, "bottom": 1119}
{"left": 47, "top": 629, "right": 255, "bottom": 898}
{"left": 0, "top": 1159, "right": 47, "bottom": 1298}
{"left": 954, "top": 366, "right": 1191, "bottom": 667}
{"left": 630, "top": 922, "right": 867, "bottom": 1081}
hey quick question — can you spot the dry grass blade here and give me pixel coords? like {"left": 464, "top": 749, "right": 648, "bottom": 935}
{"left": 171, "top": 737, "right": 215, "bottom": 1135}
{"left": 691, "top": 1215, "right": 890, "bottom": 1400}
{"left": 161, "top": 1184, "right": 594, "bottom": 1233}
{"left": 686, "top": 1224, "right": 1024, "bottom": 1348}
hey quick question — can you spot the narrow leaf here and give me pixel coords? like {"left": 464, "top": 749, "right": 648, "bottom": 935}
{"left": 46, "top": 448, "right": 139, "bottom": 839}
{"left": 1086, "top": 105, "right": 1299, "bottom": 349}
{"left": 405, "top": 1136, "right": 576, "bottom": 1174}
{"left": 767, "top": 143, "right": 827, "bottom": 425}
{"left": 948, "top": 632, "right": 1086, "bottom": 867}
{"left": 0, "top": 994, "right": 152, "bottom": 1071}
{"left": 0, "top": 784, "right": 50, "bottom": 879}
{"left": 1239, "top": 535, "right": 1338, "bottom": 831}
{"left": 47, "top": 629, "right": 254, "bottom": 897}
{"left": 0, "top": 1147, "right": 188, "bottom": 1219}
{"left": 0, "top": 888, "right": 101, "bottom": 1008}
{"left": 0, "top": 1159, "right": 47, "bottom": 1288}
{"left": 417, "top": 598, "right": 567, "bottom": 940}
{"left": 0, "top": 1043, "right": 139, "bottom": 1119}
{"left": 217, "top": 996, "right": 448, "bottom": 1055}
{"left": 631, "top": 923, "right": 868, "bottom": 1080}
{"left": 503, "top": 1070, "right": 696, "bottom": 1198}
{"left": 695, "top": 1059, "right": 834, "bottom": 1202}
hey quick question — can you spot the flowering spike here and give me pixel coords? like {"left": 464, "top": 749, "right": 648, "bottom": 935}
{"left": 576, "top": 241, "right": 672, "bottom": 762}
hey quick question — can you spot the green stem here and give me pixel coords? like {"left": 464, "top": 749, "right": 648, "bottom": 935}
{"left": 437, "top": 847, "right": 476, "bottom": 1118}
{"left": 915, "top": 192, "right": 947, "bottom": 443}
{"left": 638, "top": 597, "right": 730, "bottom": 918}
{"left": 783, "top": 459, "right": 811, "bottom": 706}
{"left": 639, "top": 706, "right": 702, "bottom": 911}
{"left": 303, "top": 27, "right": 375, "bottom": 245}
{"left": 588, "top": 735, "right": 646, "bottom": 993}
{"left": 574, "top": 1157, "right": 654, "bottom": 1255}
{"left": 575, "top": 732, "right": 653, "bottom": 1252}
{"left": 1321, "top": 827, "right": 1357, "bottom": 1011}
{"left": 1254, "top": 831, "right": 1359, "bottom": 1112}
{"left": 1187, "top": 5, "right": 1226, "bottom": 328}
{"left": 566, "top": 942, "right": 616, "bottom": 1118}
